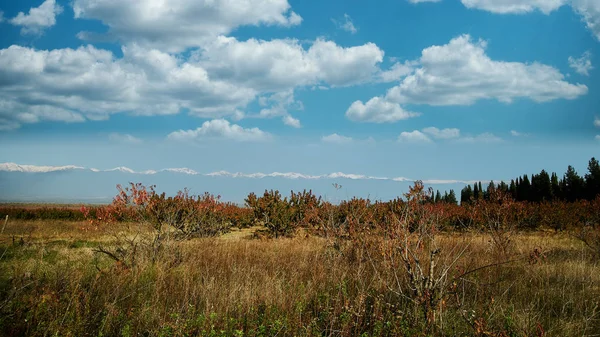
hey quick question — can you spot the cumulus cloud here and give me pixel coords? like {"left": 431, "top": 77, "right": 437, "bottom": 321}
{"left": 348, "top": 35, "right": 587, "bottom": 123}
{"left": 108, "top": 133, "right": 143, "bottom": 144}
{"left": 167, "top": 119, "right": 271, "bottom": 142}
{"left": 378, "top": 61, "right": 416, "bottom": 83}
{"left": 0, "top": 11, "right": 4, "bottom": 23}
{"left": 460, "top": 0, "right": 567, "bottom": 14}
{"left": 387, "top": 35, "right": 587, "bottom": 105}
{"left": 333, "top": 14, "right": 358, "bottom": 34}
{"left": 569, "top": 51, "right": 593, "bottom": 76}
{"left": 73, "top": 0, "right": 302, "bottom": 52}
{"left": 572, "top": 0, "right": 600, "bottom": 41}
{"left": 398, "top": 130, "right": 433, "bottom": 143}
{"left": 256, "top": 90, "right": 303, "bottom": 127}
{"left": 9, "top": 0, "right": 63, "bottom": 35}
{"left": 459, "top": 132, "right": 503, "bottom": 143}
{"left": 408, "top": 0, "right": 443, "bottom": 3}
{"left": 397, "top": 128, "right": 500, "bottom": 144}
{"left": 422, "top": 127, "right": 461, "bottom": 139}
{"left": 460, "top": 1, "right": 600, "bottom": 41}
{"left": 322, "top": 133, "right": 353, "bottom": 144}
{"left": 282, "top": 115, "right": 301, "bottom": 128}
{"left": 198, "top": 36, "right": 385, "bottom": 90}
{"left": 0, "top": 44, "right": 255, "bottom": 130}
{"left": 595, "top": 117, "right": 600, "bottom": 128}
{"left": 346, "top": 97, "right": 420, "bottom": 123}
{"left": 0, "top": 35, "right": 387, "bottom": 130}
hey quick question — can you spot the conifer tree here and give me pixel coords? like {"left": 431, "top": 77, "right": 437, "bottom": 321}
{"left": 485, "top": 181, "right": 495, "bottom": 200}
{"left": 447, "top": 189, "right": 458, "bottom": 205}
{"left": 509, "top": 179, "right": 517, "bottom": 199}
{"left": 585, "top": 157, "right": 600, "bottom": 200}
{"left": 563, "top": 165, "right": 585, "bottom": 202}
{"left": 435, "top": 190, "right": 442, "bottom": 203}
{"left": 551, "top": 172, "right": 560, "bottom": 199}
{"left": 461, "top": 185, "right": 473, "bottom": 204}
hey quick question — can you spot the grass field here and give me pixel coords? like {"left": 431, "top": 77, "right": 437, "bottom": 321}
{"left": 1, "top": 217, "right": 599, "bottom": 337}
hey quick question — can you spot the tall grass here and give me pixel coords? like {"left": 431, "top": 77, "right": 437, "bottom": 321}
{"left": 1, "top": 220, "right": 599, "bottom": 336}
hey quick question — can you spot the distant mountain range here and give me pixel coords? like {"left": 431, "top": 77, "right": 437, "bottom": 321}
{"left": 0, "top": 162, "right": 481, "bottom": 204}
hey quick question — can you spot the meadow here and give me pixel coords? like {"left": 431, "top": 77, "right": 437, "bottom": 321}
{"left": 0, "top": 182, "right": 599, "bottom": 337}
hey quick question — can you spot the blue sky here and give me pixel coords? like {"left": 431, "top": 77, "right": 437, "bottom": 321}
{"left": 0, "top": 0, "right": 599, "bottom": 198}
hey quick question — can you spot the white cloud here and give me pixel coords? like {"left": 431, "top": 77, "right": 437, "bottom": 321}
{"left": 460, "top": 0, "right": 567, "bottom": 14}
{"left": 596, "top": 135, "right": 600, "bottom": 141}
{"left": 108, "top": 133, "right": 143, "bottom": 144}
{"left": 408, "top": 0, "right": 443, "bottom": 3}
{"left": 510, "top": 130, "right": 523, "bottom": 136}
{"left": 199, "top": 36, "right": 385, "bottom": 90}
{"left": 0, "top": 11, "right": 4, "bottom": 23}
{"left": 9, "top": 0, "right": 63, "bottom": 35}
{"left": 167, "top": 119, "right": 271, "bottom": 142}
{"left": 283, "top": 115, "right": 301, "bottom": 128}
{"left": 459, "top": 132, "right": 503, "bottom": 143}
{"left": 0, "top": 35, "right": 387, "bottom": 130}
{"left": 333, "top": 14, "right": 358, "bottom": 34}
{"left": 322, "top": 133, "right": 353, "bottom": 144}
{"left": 0, "top": 44, "right": 256, "bottom": 129}
{"left": 460, "top": 1, "right": 600, "bottom": 41}
{"left": 398, "top": 130, "right": 433, "bottom": 143}
{"left": 572, "top": 0, "right": 600, "bottom": 41}
{"left": 594, "top": 117, "right": 600, "bottom": 128}
{"left": 346, "top": 96, "right": 420, "bottom": 123}
{"left": 379, "top": 61, "right": 415, "bottom": 82}
{"left": 422, "top": 127, "right": 461, "bottom": 139}
{"left": 569, "top": 51, "right": 593, "bottom": 76}
{"left": 73, "top": 0, "right": 302, "bottom": 52}
{"left": 349, "top": 35, "right": 586, "bottom": 124}
{"left": 381, "top": 34, "right": 586, "bottom": 106}
{"left": 256, "top": 90, "right": 303, "bottom": 127}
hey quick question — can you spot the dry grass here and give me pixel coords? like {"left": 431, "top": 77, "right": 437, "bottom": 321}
{"left": 1, "top": 220, "right": 599, "bottom": 336}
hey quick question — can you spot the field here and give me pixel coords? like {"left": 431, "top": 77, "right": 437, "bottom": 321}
{"left": 1, "top": 184, "right": 599, "bottom": 337}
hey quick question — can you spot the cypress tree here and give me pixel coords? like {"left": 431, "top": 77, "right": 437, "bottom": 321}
{"left": 550, "top": 172, "right": 560, "bottom": 200}
{"left": 447, "top": 190, "right": 458, "bottom": 205}
{"left": 563, "top": 165, "right": 584, "bottom": 202}
{"left": 461, "top": 185, "right": 473, "bottom": 204}
{"left": 585, "top": 157, "right": 600, "bottom": 200}
{"left": 509, "top": 179, "right": 517, "bottom": 199}
{"left": 486, "top": 181, "right": 496, "bottom": 200}
{"left": 521, "top": 175, "right": 531, "bottom": 201}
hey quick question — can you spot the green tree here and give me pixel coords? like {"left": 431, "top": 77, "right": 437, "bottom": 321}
{"left": 551, "top": 172, "right": 560, "bottom": 200}
{"left": 446, "top": 189, "right": 458, "bottom": 205}
{"left": 585, "top": 157, "right": 600, "bottom": 200}
{"left": 509, "top": 179, "right": 517, "bottom": 200}
{"left": 485, "top": 181, "right": 496, "bottom": 200}
{"left": 461, "top": 185, "right": 473, "bottom": 204}
{"left": 518, "top": 175, "right": 531, "bottom": 201}
{"left": 532, "top": 170, "right": 552, "bottom": 202}
{"left": 435, "top": 190, "right": 442, "bottom": 203}
{"left": 563, "top": 166, "right": 585, "bottom": 202}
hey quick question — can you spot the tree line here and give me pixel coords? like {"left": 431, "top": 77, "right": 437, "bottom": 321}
{"left": 456, "top": 157, "right": 600, "bottom": 204}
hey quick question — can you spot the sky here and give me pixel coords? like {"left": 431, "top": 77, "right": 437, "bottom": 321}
{"left": 0, "top": 0, "right": 599, "bottom": 201}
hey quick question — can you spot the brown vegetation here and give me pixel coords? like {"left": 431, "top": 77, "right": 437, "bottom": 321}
{"left": 0, "top": 183, "right": 599, "bottom": 336}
